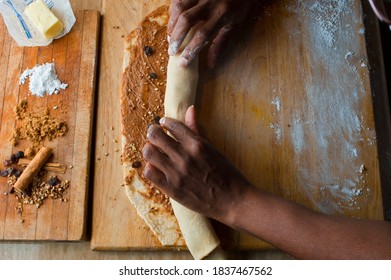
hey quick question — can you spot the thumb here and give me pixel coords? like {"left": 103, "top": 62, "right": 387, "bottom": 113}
{"left": 185, "top": 105, "right": 201, "bottom": 135}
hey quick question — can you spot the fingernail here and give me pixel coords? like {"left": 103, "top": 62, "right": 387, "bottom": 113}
{"left": 178, "top": 56, "right": 188, "bottom": 67}
{"left": 168, "top": 33, "right": 185, "bottom": 56}
{"left": 168, "top": 41, "right": 180, "bottom": 56}
{"left": 167, "top": 35, "right": 171, "bottom": 43}
{"left": 159, "top": 117, "right": 166, "bottom": 125}
{"left": 147, "top": 125, "right": 154, "bottom": 138}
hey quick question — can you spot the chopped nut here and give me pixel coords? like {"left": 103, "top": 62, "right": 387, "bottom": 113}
{"left": 8, "top": 173, "right": 71, "bottom": 221}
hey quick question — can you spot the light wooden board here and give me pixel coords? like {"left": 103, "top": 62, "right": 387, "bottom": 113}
{"left": 0, "top": 11, "right": 100, "bottom": 241}
{"left": 91, "top": 0, "right": 389, "bottom": 251}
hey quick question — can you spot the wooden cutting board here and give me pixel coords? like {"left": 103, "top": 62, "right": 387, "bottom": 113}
{"left": 91, "top": 0, "right": 389, "bottom": 251}
{"left": 0, "top": 11, "right": 100, "bottom": 241}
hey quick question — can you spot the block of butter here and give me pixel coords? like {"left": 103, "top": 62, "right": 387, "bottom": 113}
{"left": 24, "top": 0, "right": 64, "bottom": 40}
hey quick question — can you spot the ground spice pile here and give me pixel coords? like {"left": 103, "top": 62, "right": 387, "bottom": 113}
{"left": 11, "top": 100, "right": 67, "bottom": 157}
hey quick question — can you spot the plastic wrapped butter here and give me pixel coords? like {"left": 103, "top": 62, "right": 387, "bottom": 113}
{"left": 0, "top": 0, "right": 75, "bottom": 46}
{"left": 25, "top": 0, "right": 64, "bottom": 40}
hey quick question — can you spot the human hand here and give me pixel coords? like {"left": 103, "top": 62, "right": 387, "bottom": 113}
{"left": 168, "top": 0, "right": 258, "bottom": 68}
{"left": 142, "top": 106, "right": 251, "bottom": 222}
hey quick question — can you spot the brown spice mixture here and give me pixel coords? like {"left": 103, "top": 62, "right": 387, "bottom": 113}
{"left": 11, "top": 100, "right": 67, "bottom": 157}
{"left": 121, "top": 6, "right": 171, "bottom": 212}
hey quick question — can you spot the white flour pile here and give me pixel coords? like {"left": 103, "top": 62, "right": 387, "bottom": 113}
{"left": 19, "top": 63, "right": 68, "bottom": 97}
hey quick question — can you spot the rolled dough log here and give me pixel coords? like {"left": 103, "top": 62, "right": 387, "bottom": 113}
{"left": 164, "top": 33, "right": 223, "bottom": 260}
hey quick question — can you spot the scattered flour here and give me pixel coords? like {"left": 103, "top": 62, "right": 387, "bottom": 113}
{"left": 345, "top": 51, "right": 355, "bottom": 60}
{"left": 271, "top": 97, "right": 281, "bottom": 112}
{"left": 284, "top": 0, "right": 375, "bottom": 215}
{"left": 19, "top": 63, "right": 68, "bottom": 97}
{"left": 304, "top": 0, "right": 350, "bottom": 48}
{"left": 290, "top": 116, "right": 305, "bottom": 153}
{"left": 269, "top": 123, "right": 282, "bottom": 144}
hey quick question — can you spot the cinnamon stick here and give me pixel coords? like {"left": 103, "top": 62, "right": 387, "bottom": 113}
{"left": 13, "top": 147, "right": 52, "bottom": 193}
{"left": 17, "top": 158, "right": 66, "bottom": 173}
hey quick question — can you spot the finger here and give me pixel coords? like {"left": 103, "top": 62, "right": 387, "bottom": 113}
{"left": 178, "top": 15, "right": 225, "bottom": 66}
{"left": 142, "top": 141, "right": 173, "bottom": 175}
{"left": 207, "top": 24, "right": 235, "bottom": 69}
{"left": 168, "top": 0, "right": 198, "bottom": 34}
{"left": 146, "top": 124, "right": 181, "bottom": 157}
{"left": 168, "top": 4, "right": 206, "bottom": 56}
{"left": 185, "top": 105, "right": 201, "bottom": 135}
{"left": 159, "top": 116, "right": 197, "bottom": 145}
{"left": 143, "top": 162, "right": 168, "bottom": 190}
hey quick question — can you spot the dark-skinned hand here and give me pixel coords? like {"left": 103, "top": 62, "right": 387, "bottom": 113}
{"left": 142, "top": 105, "right": 251, "bottom": 223}
{"left": 168, "top": 0, "right": 258, "bottom": 68}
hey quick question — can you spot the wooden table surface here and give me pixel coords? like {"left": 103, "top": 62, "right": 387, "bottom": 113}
{"left": 0, "top": 0, "right": 389, "bottom": 259}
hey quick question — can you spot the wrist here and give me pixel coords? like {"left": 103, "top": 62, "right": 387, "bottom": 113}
{"left": 220, "top": 183, "right": 257, "bottom": 230}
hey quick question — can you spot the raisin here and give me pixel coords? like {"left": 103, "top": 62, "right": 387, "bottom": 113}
{"left": 14, "top": 169, "right": 23, "bottom": 178}
{"left": 9, "top": 188, "right": 15, "bottom": 194}
{"left": 10, "top": 154, "right": 18, "bottom": 164}
{"left": 15, "top": 151, "right": 24, "bottom": 159}
{"left": 153, "top": 115, "right": 161, "bottom": 124}
{"left": 1, "top": 169, "right": 8, "bottom": 177}
{"left": 143, "top": 46, "right": 153, "bottom": 56}
{"left": 3, "top": 159, "right": 12, "bottom": 167}
{"left": 7, "top": 167, "right": 15, "bottom": 176}
{"left": 132, "top": 161, "right": 142, "bottom": 168}
{"left": 149, "top": 72, "right": 158, "bottom": 79}
{"left": 48, "top": 176, "right": 60, "bottom": 186}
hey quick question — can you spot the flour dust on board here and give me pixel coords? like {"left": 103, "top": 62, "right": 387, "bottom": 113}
{"left": 266, "top": 0, "right": 377, "bottom": 216}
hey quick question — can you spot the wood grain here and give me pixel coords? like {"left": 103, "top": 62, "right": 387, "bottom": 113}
{"left": 71, "top": 0, "right": 102, "bottom": 12}
{"left": 91, "top": 0, "right": 388, "bottom": 251}
{"left": 0, "top": 11, "right": 100, "bottom": 241}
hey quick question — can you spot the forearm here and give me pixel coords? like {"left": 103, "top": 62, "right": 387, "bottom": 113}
{"left": 144, "top": 110, "right": 391, "bottom": 259}
{"left": 225, "top": 185, "right": 391, "bottom": 259}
